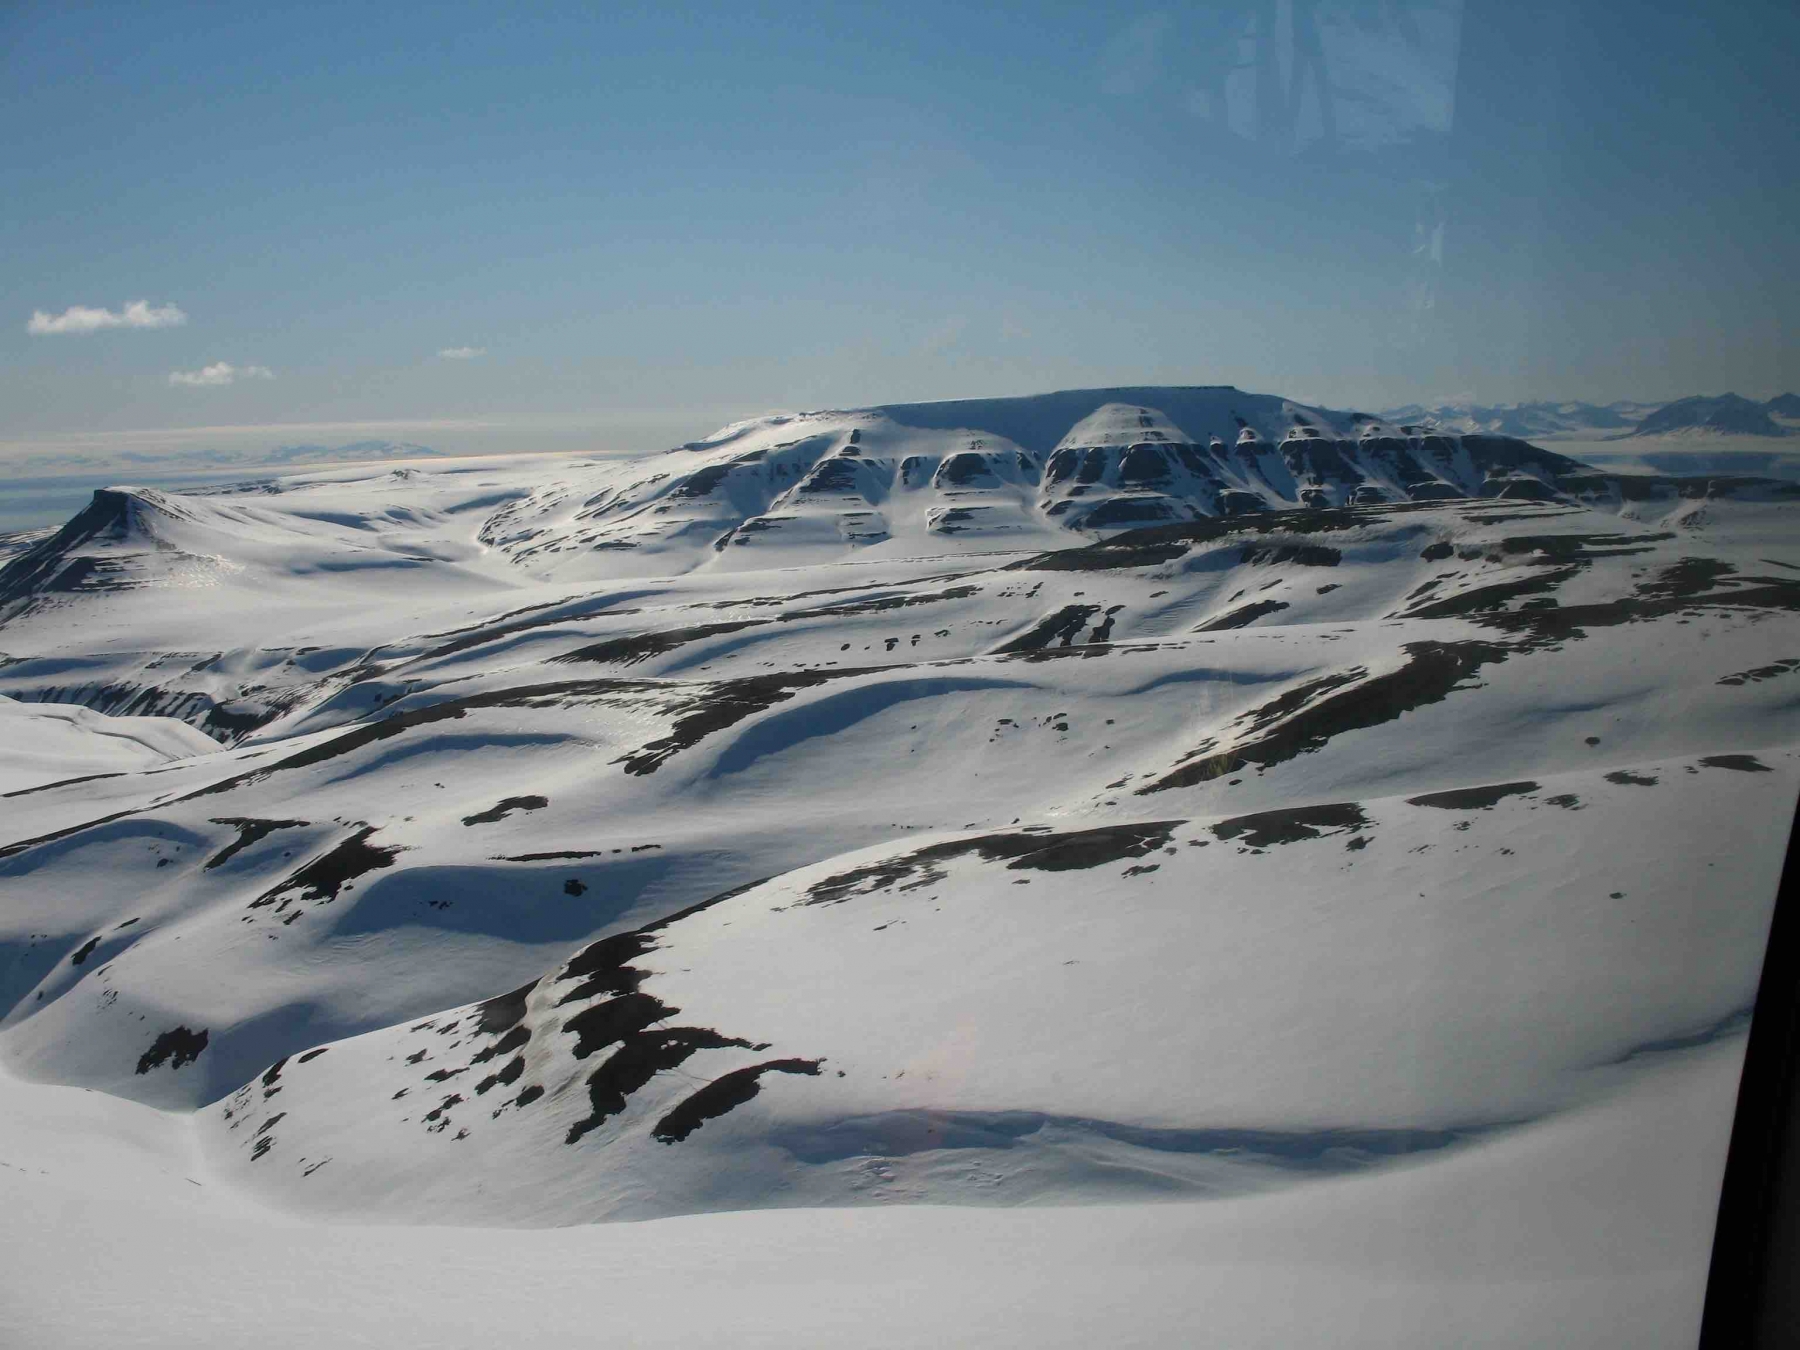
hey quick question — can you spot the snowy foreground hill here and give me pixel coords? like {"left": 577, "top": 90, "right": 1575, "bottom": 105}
{"left": 2, "top": 387, "right": 1798, "bottom": 1347}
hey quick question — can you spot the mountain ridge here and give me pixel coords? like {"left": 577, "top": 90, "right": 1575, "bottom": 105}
{"left": 1384, "top": 392, "right": 1800, "bottom": 440}
{"left": 7, "top": 385, "right": 1794, "bottom": 635}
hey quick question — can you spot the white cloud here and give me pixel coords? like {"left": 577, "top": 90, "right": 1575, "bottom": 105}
{"left": 168, "top": 362, "right": 274, "bottom": 388}
{"left": 28, "top": 300, "right": 188, "bottom": 335}
{"left": 438, "top": 346, "right": 487, "bottom": 360}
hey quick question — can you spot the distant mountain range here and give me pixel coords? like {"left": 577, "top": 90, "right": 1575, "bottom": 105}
{"left": 266, "top": 439, "right": 441, "bottom": 464}
{"left": 13, "top": 440, "right": 447, "bottom": 476}
{"left": 1376, "top": 400, "right": 1651, "bottom": 439}
{"left": 1631, "top": 394, "right": 1795, "bottom": 438}
{"left": 1381, "top": 393, "right": 1800, "bottom": 440}
{"left": 8, "top": 393, "right": 1796, "bottom": 491}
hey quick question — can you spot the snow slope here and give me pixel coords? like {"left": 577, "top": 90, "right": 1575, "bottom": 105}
{"left": 0, "top": 1039, "right": 1739, "bottom": 1349}
{"left": 0, "top": 695, "right": 219, "bottom": 793}
{"left": 0, "top": 385, "right": 1796, "bottom": 1344}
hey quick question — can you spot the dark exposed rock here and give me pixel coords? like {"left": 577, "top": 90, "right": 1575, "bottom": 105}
{"left": 1407, "top": 782, "right": 1540, "bottom": 810}
{"left": 804, "top": 821, "right": 1181, "bottom": 907}
{"left": 473, "top": 981, "right": 537, "bottom": 1035}
{"left": 1142, "top": 640, "right": 1511, "bottom": 793}
{"left": 565, "top": 1028, "right": 757, "bottom": 1145}
{"left": 555, "top": 932, "right": 657, "bottom": 1006}
{"left": 563, "top": 992, "right": 675, "bottom": 1060}
{"left": 1197, "top": 599, "right": 1290, "bottom": 631}
{"left": 555, "top": 620, "right": 766, "bottom": 666}
{"left": 475, "top": 1056, "right": 526, "bottom": 1096}
{"left": 995, "top": 606, "right": 1101, "bottom": 654}
{"left": 615, "top": 668, "right": 883, "bottom": 776}
{"left": 1212, "top": 803, "right": 1368, "bottom": 848}
{"left": 1717, "top": 658, "right": 1800, "bottom": 687}
{"left": 653, "top": 1059, "right": 824, "bottom": 1143}
{"left": 1243, "top": 542, "right": 1341, "bottom": 567}
{"left": 1698, "top": 754, "right": 1772, "bottom": 773}
{"left": 136, "top": 1026, "right": 209, "bottom": 1074}
{"left": 206, "top": 818, "right": 309, "bottom": 870}
{"left": 461, "top": 795, "right": 549, "bottom": 826}
{"left": 249, "top": 827, "right": 402, "bottom": 914}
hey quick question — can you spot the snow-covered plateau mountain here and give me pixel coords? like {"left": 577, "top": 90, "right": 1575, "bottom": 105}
{"left": 3, "top": 385, "right": 1798, "bottom": 1347}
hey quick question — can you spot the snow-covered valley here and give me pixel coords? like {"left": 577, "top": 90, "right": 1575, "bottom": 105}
{"left": 3, "top": 386, "right": 1797, "bottom": 1345}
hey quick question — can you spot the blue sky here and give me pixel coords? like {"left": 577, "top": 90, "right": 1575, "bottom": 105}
{"left": 3, "top": 1, "right": 1795, "bottom": 462}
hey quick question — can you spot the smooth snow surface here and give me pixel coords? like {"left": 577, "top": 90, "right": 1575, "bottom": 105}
{"left": 0, "top": 695, "right": 219, "bottom": 792}
{"left": 1, "top": 387, "right": 1796, "bottom": 1345}
{"left": 0, "top": 1042, "right": 1737, "bottom": 1348}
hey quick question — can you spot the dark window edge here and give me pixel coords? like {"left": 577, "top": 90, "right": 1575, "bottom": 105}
{"left": 1700, "top": 785, "right": 1800, "bottom": 1346}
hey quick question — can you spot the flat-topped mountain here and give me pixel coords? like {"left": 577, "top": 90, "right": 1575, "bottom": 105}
{"left": 476, "top": 386, "right": 1781, "bottom": 579}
